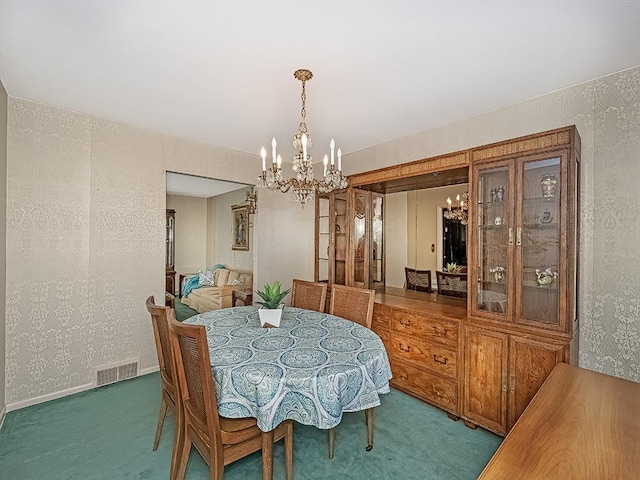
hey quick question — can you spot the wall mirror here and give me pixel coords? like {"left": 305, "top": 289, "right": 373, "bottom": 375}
{"left": 356, "top": 166, "right": 469, "bottom": 299}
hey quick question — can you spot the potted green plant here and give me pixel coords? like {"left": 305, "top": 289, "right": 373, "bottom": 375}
{"left": 255, "top": 281, "right": 291, "bottom": 327}
{"left": 446, "top": 262, "right": 459, "bottom": 273}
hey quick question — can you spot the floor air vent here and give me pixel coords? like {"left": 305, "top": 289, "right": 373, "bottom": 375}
{"left": 95, "top": 359, "right": 140, "bottom": 386}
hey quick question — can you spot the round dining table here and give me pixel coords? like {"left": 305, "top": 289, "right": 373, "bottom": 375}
{"left": 184, "top": 305, "right": 392, "bottom": 432}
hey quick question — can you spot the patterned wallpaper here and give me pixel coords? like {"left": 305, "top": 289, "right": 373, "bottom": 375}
{"left": 5, "top": 100, "right": 264, "bottom": 407}
{"left": 0, "top": 79, "right": 7, "bottom": 416}
{"left": 347, "top": 66, "right": 640, "bottom": 382}
{"left": 4, "top": 65, "right": 639, "bottom": 409}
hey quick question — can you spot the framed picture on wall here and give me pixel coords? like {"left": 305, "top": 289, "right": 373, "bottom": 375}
{"left": 231, "top": 205, "right": 249, "bottom": 251}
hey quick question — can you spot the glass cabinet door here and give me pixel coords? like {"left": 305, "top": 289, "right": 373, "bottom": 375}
{"left": 516, "top": 155, "right": 563, "bottom": 327}
{"left": 333, "top": 191, "right": 348, "bottom": 286}
{"left": 474, "top": 163, "right": 511, "bottom": 318}
{"left": 316, "top": 197, "right": 330, "bottom": 283}
{"left": 351, "top": 189, "right": 368, "bottom": 287}
{"left": 370, "top": 193, "right": 384, "bottom": 291}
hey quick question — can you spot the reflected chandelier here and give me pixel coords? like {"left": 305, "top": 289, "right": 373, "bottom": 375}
{"left": 257, "top": 69, "right": 347, "bottom": 206}
{"left": 445, "top": 191, "right": 469, "bottom": 225}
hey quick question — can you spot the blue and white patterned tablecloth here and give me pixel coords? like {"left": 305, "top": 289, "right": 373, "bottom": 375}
{"left": 184, "top": 305, "right": 392, "bottom": 432}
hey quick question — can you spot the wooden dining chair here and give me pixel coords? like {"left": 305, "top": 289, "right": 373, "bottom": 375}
{"left": 146, "top": 296, "right": 178, "bottom": 452}
{"left": 436, "top": 271, "right": 468, "bottom": 298}
{"left": 167, "top": 310, "right": 293, "bottom": 480}
{"left": 291, "top": 279, "right": 327, "bottom": 312}
{"left": 404, "top": 267, "right": 433, "bottom": 293}
{"left": 328, "top": 284, "right": 376, "bottom": 458}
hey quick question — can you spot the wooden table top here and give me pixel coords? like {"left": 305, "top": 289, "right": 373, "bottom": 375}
{"left": 479, "top": 362, "right": 640, "bottom": 479}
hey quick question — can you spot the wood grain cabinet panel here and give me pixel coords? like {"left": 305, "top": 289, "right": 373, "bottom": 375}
{"left": 372, "top": 299, "right": 461, "bottom": 416}
{"left": 391, "top": 360, "right": 457, "bottom": 412}
{"left": 391, "top": 311, "right": 458, "bottom": 346}
{"left": 507, "top": 336, "right": 565, "bottom": 430}
{"left": 390, "top": 333, "right": 457, "bottom": 379}
{"left": 463, "top": 326, "right": 508, "bottom": 435}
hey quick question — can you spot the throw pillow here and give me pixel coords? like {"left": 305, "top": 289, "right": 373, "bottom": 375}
{"left": 230, "top": 278, "right": 244, "bottom": 285}
{"left": 198, "top": 269, "right": 216, "bottom": 287}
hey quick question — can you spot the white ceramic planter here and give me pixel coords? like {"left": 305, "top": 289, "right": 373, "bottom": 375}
{"left": 258, "top": 308, "right": 283, "bottom": 328}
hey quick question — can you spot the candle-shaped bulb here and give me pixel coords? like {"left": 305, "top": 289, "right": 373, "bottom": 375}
{"left": 271, "top": 137, "right": 277, "bottom": 164}
{"left": 330, "top": 138, "right": 335, "bottom": 165}
{"left": 447, "top": 197, "right": 452, "bottom": 206}
{"left": 260, "top": 147, "right": 266, "bottom": 172}
{"left": 337, "top": 147, "right": 342, "bottom": 171}
{"left": 323, "top": 154, "right": 328, "bottom": 176}
{"left": 276, "top": 155, "right": 282, "bottom": 168}
{"left": 456, "top": 194, "right": 460, "bottom": 202}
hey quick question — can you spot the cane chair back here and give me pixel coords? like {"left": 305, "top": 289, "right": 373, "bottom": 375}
{"left": 291, "top": 279, "right": 328, "bottom": 312}
{"left": 327, "top": 284, "right": 376, "bottom": 458}
{"left": 329, "top": 284, "right": 375, "bottom": 329}
{"left": 146, "top": 296, "right": 178, "bottom": 451}
{"left": 436, "top": 271, "right": 468, "bottom": 298}
{"left": 404, "top": 268, "right": 433, "bottom": 293}
{"left": 168, "top": 311, "right": 293, "bottom": 480}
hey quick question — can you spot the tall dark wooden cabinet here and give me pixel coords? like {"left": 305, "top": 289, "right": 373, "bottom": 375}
{"left": 463, "top": 126, "right": 581, "bottom": 435}
{"left": 166, "top": 209, "right": 176, "bottom": 299}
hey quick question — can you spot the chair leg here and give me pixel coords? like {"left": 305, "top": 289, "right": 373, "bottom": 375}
{"left": 365, "top": 408, "right": 374, "bottom": 452}
{"left": 261, "top": 430, "right": 274, "bottom": 480}
{"left": 153, "top": 398, "right": 168, "bottom": 451}
{"left": 328, "top": 427, "right": 336, "bottom": 459}
{"left": 173, "top": 407, "right": 191, "bottom": 480}
{"left": 284, "top": 422, "right": 293, "bottom": 480}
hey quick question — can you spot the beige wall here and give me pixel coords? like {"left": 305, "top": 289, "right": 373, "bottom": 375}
{"left": 166, "top": 194, "right": 208, "bottom": 291}
{"left": 406, "top": 185, "right": 468, "bottom": 281}
{"left": 346, "top": 65, "right": 640, "bottom": 382}
{"left": 209, "top": 187, "right": 254, "bottom": 275}
{"left": 5, "top": 98, "right": 309, "bottom": 409}
{"left": 385, "top": 192, "right": 408, "bottom": 288}
{"left": 0, "top": 79, "right": 7, "bottom": 420}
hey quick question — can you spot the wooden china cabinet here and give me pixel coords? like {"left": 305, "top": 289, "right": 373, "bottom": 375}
{"left": 463, "top": 126, "right": 581, "bottom": 435}
{"left": 315, "top": 188, "right": 384, "bottom": 296}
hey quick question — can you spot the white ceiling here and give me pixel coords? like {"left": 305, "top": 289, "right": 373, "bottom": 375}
{"left": 2, "top": 1, "right": 640, "bottom": 164}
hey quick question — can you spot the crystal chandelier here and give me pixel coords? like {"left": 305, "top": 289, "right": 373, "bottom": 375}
{"left": 445, "top": 191, "right": 469, "bottom": 225}
{"left": 257, "top": 69, "right": 348, "bottom": 206}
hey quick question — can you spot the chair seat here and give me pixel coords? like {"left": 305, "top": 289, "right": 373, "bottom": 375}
{"left": 219, "top": 416, "right": 258, "bottom": 433}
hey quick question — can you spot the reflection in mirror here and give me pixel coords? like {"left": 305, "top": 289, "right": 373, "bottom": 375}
{"left": 385, "top": 184, "right": 468, "bottom": 294}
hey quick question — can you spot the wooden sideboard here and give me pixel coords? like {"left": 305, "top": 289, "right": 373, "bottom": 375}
{"left": 479, "top": 363, "right": 640, "bottom": 479}
{"left": 373, "top": 288, "right": 466, "bottom": 417}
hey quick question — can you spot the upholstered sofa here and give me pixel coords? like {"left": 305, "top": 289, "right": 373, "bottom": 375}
{"left": 181, "top": 268, "right": 253, "bottom": 314}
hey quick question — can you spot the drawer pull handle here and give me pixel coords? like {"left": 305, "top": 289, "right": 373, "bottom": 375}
{"left": 400, "top": 375, "right": 408, "bottom": 381}
{"left": 434, "top": 327, "right": 446, "bottom": 337}
{"left": 399, "top": 319, "right": 411, "bottom": 327}
{"left": 433, "top": 354, "right": 448, "bottom": 364}
{"left": 398, "top": 343, "right": 411, "bottom": 353}
{"left": 432, "top": 386, "right": 444, "bottom": 397}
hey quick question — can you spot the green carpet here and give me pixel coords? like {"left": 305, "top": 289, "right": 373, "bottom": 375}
{"left": 0, "top": 373, "right": 501, "bottom": 479}
{"left": 174, "top": 296, "right": 199, "bottom": 322}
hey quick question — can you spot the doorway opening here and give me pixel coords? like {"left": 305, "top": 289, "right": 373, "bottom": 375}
{"left": 442, "top": 211, "right": 467, "bottom": 268}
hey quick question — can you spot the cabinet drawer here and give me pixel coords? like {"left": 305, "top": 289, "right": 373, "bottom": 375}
{"left": 391, "top": 359, "right": 457, "bottom": 412}
{"left": 391, "top": 310, "right": 458, "bottom": 346}
{"left": 390, "top": 333, "right": 457, "bottom": 379}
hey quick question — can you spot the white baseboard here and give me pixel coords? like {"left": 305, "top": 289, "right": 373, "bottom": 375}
{"left": 6, "top": 366, "right": 160, "bottom": 413}
{"left": 140, "top": 365, "right": 160, "bottom": 376}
